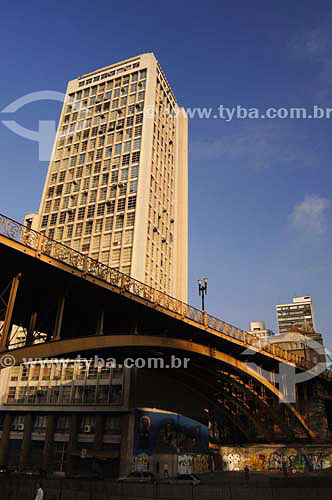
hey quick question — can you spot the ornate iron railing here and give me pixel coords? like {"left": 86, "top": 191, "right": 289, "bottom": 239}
{"left": 0, "top": 213, "right": 329, "bottom": 375}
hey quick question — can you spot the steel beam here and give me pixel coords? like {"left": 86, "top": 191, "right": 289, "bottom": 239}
{"left": 0, "top": 273, "right": 21, "bottom": 349}
{"left": 96, "top": 310, "right": 104, "bottom": 336}
{"left": 53, "top": 295, "right": 65, "bottom": 341}
{"left": 26, "top": 311, "right": 38, "bottom": 345}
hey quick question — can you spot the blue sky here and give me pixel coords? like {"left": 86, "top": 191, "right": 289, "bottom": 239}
{"left": 0, "top": 0, "right": 332, "bottom": 344}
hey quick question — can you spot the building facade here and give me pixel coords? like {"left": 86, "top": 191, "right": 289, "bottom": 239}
{"left": 276, "top": 296, "right": 317, "bottom": 335}
{"left": 36, "top": 53, "right": 188, "bottom": 302}
{"left": 0, "top": 360, "right": 131, "bottom": 477}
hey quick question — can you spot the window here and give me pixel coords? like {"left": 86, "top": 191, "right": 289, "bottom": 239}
{"left": 106, "top": 200, "right": 116, "bottom": 214}
{"left": 99, "top": 187, "right": 107, "bottom": 200}
{"left": 90, "top": 190, "right": 97, "bottom": 202}
{"left": 66, "top": 225, "right": 73, "bottom": 238}
{"left": 123, "top": 247, "right": 132, "bottom": 261}
{"left": 132, "top": 151, "right": 140, "bottom": 163}
{"left": 112, "top": 248, "right": 121, "bottom": 263}
{"left": 56, "top": 416, "right": 70, "bottom": 432}
{"left": 41, "top": 215, "right": 49, "bottom": 227}
{"left": 126, "top": 212, "right": 135, "bottom": 226}
{"left": 110, "top": 185, "right": 117, "bottom": 198}
{"left": 133, "top": 138, "right": 141, "bottom": 150}
{"left": 111, "top": 170, "right": 119, "bottom": 183}
{"left": 97, "top": 203, "right": 105, "bottom": 216}
{"left": 85, "top": 221, "right": 93, "bottom": 235}
{"left": 95, "top": 218, "right": 103, "bottom": 233}
{"left": 75, "top": 223, "right": 83, "bottom": 237}
{"left": 115, "top": 215, "right": 124, "bottom": 229}
{"left": 130, "top": 180, "right": 138, "bottom": 193}
{"left": 135, "top": 125, "right": 142, "bottom": 137}
{"left": 126, "top": 116, "right": 134, "bottom": 127}
{"left": 7, "top": 387, "right": 16, "bottom": 402}
{"left": 131, "top": 165, "right": 139, "bottom": 178}
{"left": 105, "top": 416, "right": 121, "bottom": 432}
{"left": 33, "top": 415, "right": 48, "bottom": 432}
{"left": 121, "top": 154, "right": 130, "bottom": 166}
{"left": 119, "top": 183, "right": 127, "bottom": 196}
{"left": 87, "top": 205, "right": 95, "bottom": 218}
{"left": 78, "top": 207, "right": 85, "bottom": 220}
{"left": 124, "top": 230, "right": 133, "bottom": 245}
{"left": 67, "top": 209, "right": 75, "bottom": 222}
{"left": 105, "top": 217, "right": 113, "bottom": 231}
{"left": 128, "top": 196, "right": 136, "bottom": 209}
{"left": 117, "top": 198, "right": 126, "bottom": 211}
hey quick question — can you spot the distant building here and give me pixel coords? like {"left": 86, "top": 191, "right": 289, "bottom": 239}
{"left": 248, "top": 321, "right": 274, "bottom": 338}
{"left": 276, "top": 296, "right": 317, "bottom": 335}
{"left": 23, "top": 212, "right": 39, "bottom": 230}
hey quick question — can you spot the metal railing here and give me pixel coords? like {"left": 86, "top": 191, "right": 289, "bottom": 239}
{"left": 0, "top": 213, "right": 328, "bottom": 375}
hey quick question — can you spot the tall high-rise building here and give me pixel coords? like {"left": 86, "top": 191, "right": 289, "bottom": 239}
{"left": 276, "top": 296, "right": 317, "bottom": 334}
{"left": 37, "top": 53, "right": 188, "bottom": 301}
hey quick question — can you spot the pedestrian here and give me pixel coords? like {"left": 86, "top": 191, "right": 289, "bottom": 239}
{"left": 244, "top": 465, "right": 250, "bottom": 481}
{"left": 34, "top": 482, "right": 44, "bottom": 500}
{"left": 282, "top": 461, "right": 289, "bottom": 478}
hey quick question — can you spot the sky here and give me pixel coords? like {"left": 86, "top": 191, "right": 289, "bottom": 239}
{"left": 0, "top": 0, "right": 332, "bottom": 345}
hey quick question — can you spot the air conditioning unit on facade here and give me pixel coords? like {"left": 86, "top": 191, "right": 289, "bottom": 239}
{"left": 17, "top": 424, "right": 24, "bottom": 431}
{"left": 83, "top": 425, "right": 92, "bottom": 433}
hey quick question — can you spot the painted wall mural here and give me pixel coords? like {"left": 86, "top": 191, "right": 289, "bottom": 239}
{"left": 134, "top": 410, "right": 209, "bottom": 456}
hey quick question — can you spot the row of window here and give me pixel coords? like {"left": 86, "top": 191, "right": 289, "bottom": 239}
{"left": 57, "top": 125, "right": 142, "bottom": 151}
{"left": 41, "top": 195, "right": 136, "bottom": 227}
{"left": 67, "top": 86, "right": 146, "bottom": 116}
{"left": 6, "top": 414, "right": 121, "bottom": 434}
{"left": 76, "top": 65, "right": 144, "bottom": 91}
{"left": 7, "top": 384, "right": 123, "bottom": 406}
{"left": 56, "top": 141, "right": 142, "bottom": 165}
{"left": 60, "top": 111, "right": 144, "bottom": 137}
{"left": 44, "top": 211, "right": 136, "bottom": 241}
{"left": 45, "top": 182, "right": 138, "bottom": 215}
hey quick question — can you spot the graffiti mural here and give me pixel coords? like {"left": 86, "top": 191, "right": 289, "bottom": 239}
{"left": 247, "top": 454, "right": 266, "bottom": 470}
{"left": 223, "top": 452, "right": 241, "bottom": 471}
{"left": 219, "top": 447, "right": 332, "bottom": 472}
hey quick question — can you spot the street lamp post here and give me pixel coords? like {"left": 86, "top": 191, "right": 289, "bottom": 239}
{"left": 198, "top": 278, "right": 208, "bottom": 311}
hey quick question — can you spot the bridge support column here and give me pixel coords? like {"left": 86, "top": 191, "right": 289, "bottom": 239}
{"left": 53, "top": 295, "right": 65, "bottom": 340}
{"left": 304, "top": 379, "right": 329, "bottom": 440}
{"left": 0, "top": 413, "right": 12, "bottom": 465}
{"left": 19, "top": 414, "right": 33, "bottom": 467}
{"left": 66, "top": 414, "right": 78, "bottom": 475}
{"left": 43, "top": 415, "right": 55, "bottom": 472}
{"left": 119, "top": 414, "right": 134, "bottom": 476}
{"left": 0, "top": 273, "right": 21, "bottom": 349}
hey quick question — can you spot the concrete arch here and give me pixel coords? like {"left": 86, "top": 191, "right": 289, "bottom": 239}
{"left": 1, "top": 334, "right": 315, "bottom": 439}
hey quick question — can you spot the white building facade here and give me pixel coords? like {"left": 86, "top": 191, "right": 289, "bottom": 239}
{"left": 37, "top": 53, "right": 188, "bottom": 302}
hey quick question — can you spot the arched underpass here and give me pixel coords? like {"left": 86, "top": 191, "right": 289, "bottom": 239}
{"left": 0, "top": 334, "right": 316, "bottom": 442}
